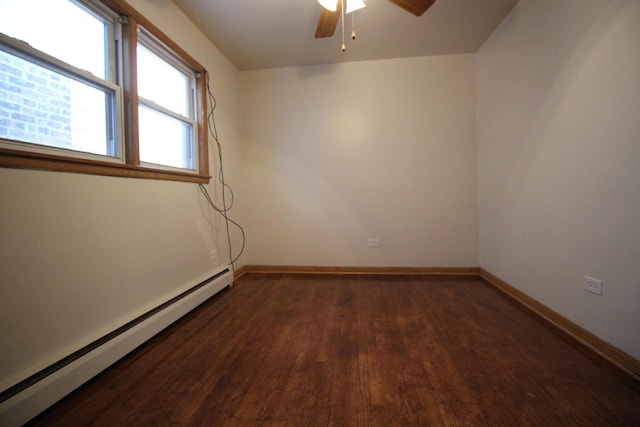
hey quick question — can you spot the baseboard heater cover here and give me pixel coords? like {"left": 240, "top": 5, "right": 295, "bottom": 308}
{"left": 0, "top": 267, "right": 233, "bottom": 427}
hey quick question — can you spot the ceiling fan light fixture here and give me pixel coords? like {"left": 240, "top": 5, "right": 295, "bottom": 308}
{"left": 345, "top": 0, "right": 366, "bottom": 14}
{"left": 317, "top": 0, "right": 338, "bottom": 12}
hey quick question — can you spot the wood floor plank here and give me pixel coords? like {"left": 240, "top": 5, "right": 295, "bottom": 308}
{"left": 27, "top": 274, "right": 640, "bottom": 426}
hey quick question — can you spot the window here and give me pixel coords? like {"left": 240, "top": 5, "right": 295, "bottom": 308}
{"left": 0, "top": 0, "right": 209, "bottom": 183}
{"left": 137, "top": 31, "right": 197, "bottom": 171}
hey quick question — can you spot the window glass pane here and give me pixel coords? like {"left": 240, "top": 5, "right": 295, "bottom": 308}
{"left": 0, "top": 0, "right": 107, "bottom": 79}
{"left": 138, "top": 104, "right": 193, "bottom": 170}
{"left": 0, "top": 50, "right": 114, "bottom": 157}
{"left": 137, "top": 44, "right": 189, "bottom": 116}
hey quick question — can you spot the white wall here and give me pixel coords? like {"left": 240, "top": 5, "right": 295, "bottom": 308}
{"left": 240, "top": 55, "right": 478, "bottom": 267}
{"left": 477, "top": 0, "right": 640, "bottom": 359}
{"left": 0, "top": 0, "right": 243, "bottom": 391}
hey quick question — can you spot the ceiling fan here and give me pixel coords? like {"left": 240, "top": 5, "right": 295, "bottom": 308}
{"left": 315, "top": 0, "right": 436, "bottom": 39}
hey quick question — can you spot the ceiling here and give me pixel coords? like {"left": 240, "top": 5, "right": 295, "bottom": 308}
{"left": 172, "top": 0, "right": 519, "bottom": 71}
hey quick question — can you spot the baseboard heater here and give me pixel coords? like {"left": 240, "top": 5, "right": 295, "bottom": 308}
{"left": 0, "top": 266, "right": 234, "bottom": 427}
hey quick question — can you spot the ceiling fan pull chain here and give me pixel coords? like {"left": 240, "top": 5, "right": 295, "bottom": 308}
{"left": 341, "top": 0, "right": 346, "bottom": 51}
{"left": 351, "top": 11, "right": 356, "bottom": 40}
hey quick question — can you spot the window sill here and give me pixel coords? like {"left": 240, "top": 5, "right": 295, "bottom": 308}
{"left": 0, "top": 148, "right": 210, "bottom": 184}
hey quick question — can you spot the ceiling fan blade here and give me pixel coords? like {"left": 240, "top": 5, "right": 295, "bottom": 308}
{"left": 315, "top": 3, "right": 341, "bottom": 38}
{"left": 387, "top": 0, "right": 435, "bottom": 16}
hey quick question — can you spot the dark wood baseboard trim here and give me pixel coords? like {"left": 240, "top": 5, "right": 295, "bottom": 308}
{"left": 234, "top": 265, "right": 248, "bottom": 280}
{"left": 236, "top": 265, "right": 480, "bottom": 277}
{"left": 480, "top": 268, "right": 640, "bottom": 381}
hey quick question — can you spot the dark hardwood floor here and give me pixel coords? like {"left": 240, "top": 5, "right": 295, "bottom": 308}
{"left": 28, "top": 274, "right": 640, "bottom": 426}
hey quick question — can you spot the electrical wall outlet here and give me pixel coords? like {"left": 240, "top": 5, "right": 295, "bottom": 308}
{"left": 368, "top": 239, "right": 381, "bottom": 247}
{"left": 584, "top": 276, "right": 603, "bottom": 296}
{"left": 209, "top": 250, "right": 217, "bottom": 260}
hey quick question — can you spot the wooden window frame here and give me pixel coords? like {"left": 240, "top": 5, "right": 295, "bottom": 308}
{"left": 0, "top": 0, "right": 210, "bottom": 184}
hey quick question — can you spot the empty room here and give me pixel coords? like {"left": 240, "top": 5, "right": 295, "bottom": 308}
{"left": 1, "top": 0, "right": 639, "bottom": 425}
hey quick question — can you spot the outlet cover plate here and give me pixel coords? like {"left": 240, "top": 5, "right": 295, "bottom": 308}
{"left": 584, "top": 276, "right": 603, "bottom": 296}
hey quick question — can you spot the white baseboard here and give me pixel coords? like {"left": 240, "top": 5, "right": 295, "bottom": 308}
{"left": 0, "top": 267, "right": 233, "bottom": 426}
